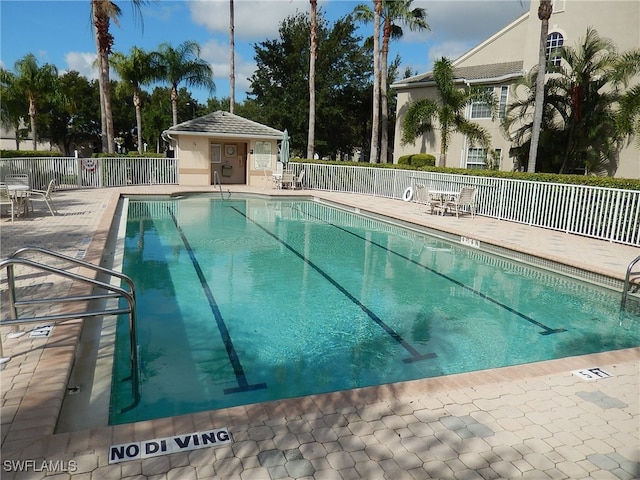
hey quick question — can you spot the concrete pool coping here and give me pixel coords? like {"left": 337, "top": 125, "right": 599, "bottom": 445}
{"left": 1, "top": 186, "right": 638, "bottom": 479}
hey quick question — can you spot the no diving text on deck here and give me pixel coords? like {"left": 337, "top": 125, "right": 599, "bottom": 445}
{"left": 109, "top": 428, "right": 231, "bottom": 464}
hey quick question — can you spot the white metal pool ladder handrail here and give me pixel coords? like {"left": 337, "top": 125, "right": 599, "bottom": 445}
{"left": 0, "top": 246, "right": 140, "bottom": 412}
{"left": 212, "top": 171, "right": 231, "bottom": 199}
{"left": 621, "top": 254, "right": 640, "bottom": 311}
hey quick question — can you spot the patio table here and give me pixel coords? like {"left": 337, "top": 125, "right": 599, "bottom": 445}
{"left": 6, "top": 184, "right": 31, "bottom": 216}
{"left": 428, "top": 189, "right": 460, "bottom": 215}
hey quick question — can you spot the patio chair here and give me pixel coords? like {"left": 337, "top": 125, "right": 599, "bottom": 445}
{"left": 413, "top": 184, "right": 440, "bottom": 214}
{"left": 28, "top": 179, "right": 58, "bottom": 216}
{"left": 445, "top": 186, "right": 477, "bottom": 218}
{"left": 0, "top": 183, "right": 19, "bottom": 222}
{"left": 291, "top": 170, "right": 305, "bottom": 190}
{"left": 281, "top": 170, "right": 294, "bottom": 189}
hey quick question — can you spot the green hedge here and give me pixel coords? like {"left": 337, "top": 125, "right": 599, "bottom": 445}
{"left": 290, "top": 159, "right": 640, "bottom": 191}
{"left": 397, "top": 153, "right": 436, "bottom": 168}
{"left": 1, "top": 150, "right": 167, "bottom": 159}
{"left": 91, "top": 152, "right": 167, "bottom": 158}
{"left": 1, "top": 150, "right": 65, "bottom": 158}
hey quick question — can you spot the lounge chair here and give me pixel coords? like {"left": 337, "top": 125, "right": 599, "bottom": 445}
{"left": 445, "top": 186, "right": 477, "bottom": 218}
{"left": 28, "top": 179, "right": 58, "bottom": 216}
{"left": 0, "top": 183, "right": 18, "bottom": 222}
{"left": 291, "top": 170, "right": 305, "bottom": 190}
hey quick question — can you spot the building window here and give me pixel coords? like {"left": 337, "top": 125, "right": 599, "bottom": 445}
{"left": 470, "top": 87, "right": 493, "bottom": 119}
{"left": 546, "top": 32, "right": 564, "bottom": 68}
{"left": 553, "top": 0, "right": 565, "bottom": 12}
{"left": 498, "top": 86, "right": 508, "bottom": 119}
{"left": 210, "top": 143, "right": 222, "bottom": 163}
{"left": 466, "top": 148, "right": 488, "bottom": 169}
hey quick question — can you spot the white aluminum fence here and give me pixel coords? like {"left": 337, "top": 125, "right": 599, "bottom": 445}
{"left": 288, "top": 163, "right": 640, "bottom": 246}
{"left": 0, "top": 157, "right": 178, "bottom": 190}
{"left": 2, "top": 157, "right": 637, "bottom": 246}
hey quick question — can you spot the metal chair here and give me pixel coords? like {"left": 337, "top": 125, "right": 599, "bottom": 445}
{"left": 445, "top": 186, "right": 477, "bottom": 218}
{"left": 0, "top": 183, "right": 18, "bottom": 222}
{"left": 291, "top": 170, "right": 305, "bottom": 190}
{"left": 28, "top": 179, "right": 58, "bottom": 216}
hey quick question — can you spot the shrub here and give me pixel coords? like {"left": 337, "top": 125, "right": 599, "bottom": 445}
{"left": 1, "top": 150, "right": 65, "bottom": 158}
{"left": 398, "top": 153, "right": 436, "bottom": 168}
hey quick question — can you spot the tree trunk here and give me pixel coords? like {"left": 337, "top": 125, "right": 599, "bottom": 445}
{"left": 97, "top": 75, "right": 108, "bottom": 153}
{"left": 369, "top": 0, "right": 382, "bottom": 164}
{"left": 307, "top": 0, "right": 317, "bottom": 160}
{"left": 29, "top": 95, "right": 37, "bottom": 151}
{"left": 229, "top": 0, "right": 235, "bottom": 114}
{"left": 92, "top": 1, "right": 115, "bottom": 153}
{"left": 380, "top": 18, "right": 390, "bottom": 164}
{"left": 13, "top": 123, "right": 20, "bottom": 150}
{"left": 134, "top": 89, "right": 143, "bottom": 154}
{"left": 100, "top": 52, "right": 115, "bottom": 153}
{"left": 527, "top": 0, "right": 552, "bottom": 173}
{"left": 171, "top": 86, "right": 179, "bottom": 126}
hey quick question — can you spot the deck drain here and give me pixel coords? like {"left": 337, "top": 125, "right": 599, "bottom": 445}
{"left": 67, "top": 386, "right": 82, "bottom": 395}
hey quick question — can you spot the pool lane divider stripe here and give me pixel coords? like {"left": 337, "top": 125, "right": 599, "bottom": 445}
{"left": 168, "top": 209, "right": 267, "bottom": 394}
{"left": 298, "top": 208, "right": 566, "bottom": 336}
{"left": 231, "top": 207, "right": 436, "bottom": 364}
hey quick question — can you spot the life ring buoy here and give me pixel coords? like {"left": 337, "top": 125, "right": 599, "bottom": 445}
{"left": 402, "top": 186, "right": 414, "bottom": 202}
{"left": 82, "top": 158, "right": 97, "bottom": 171}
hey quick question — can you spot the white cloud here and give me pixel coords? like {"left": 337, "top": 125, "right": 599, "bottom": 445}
{"left": 64, "top": 52, "right": 98, "bottom": 80}
{"left": 200, "top": 37, "right": 256, "bottom": 99}
{"left": 428, "top": 40, "right": 475, "bottom": 65}
{"left": 189, "top": 0, "right": 308, "bottom": 40}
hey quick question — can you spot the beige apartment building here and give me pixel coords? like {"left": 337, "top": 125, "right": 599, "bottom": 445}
{"left": 391, "top": 0, "right": 640, "bottom": 178}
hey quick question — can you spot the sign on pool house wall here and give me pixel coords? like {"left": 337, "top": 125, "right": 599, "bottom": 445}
{"left": 109, "top": 428, "right": 232, "bottom": 464}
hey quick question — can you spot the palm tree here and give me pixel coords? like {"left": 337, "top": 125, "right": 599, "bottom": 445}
{"left": 229, "top": 0, "right": 235, "bottom": 114}
{"left": 527, "top": 0, "right": 553, "bottom": 172}
{"left": 613, "top": 51, "right": 640, "bottom": 148}
{"left": 12, "top": 54, "right": 58, "bottom": 151}
{"left": 0, "top": 68, "right": 29, "bottom": 149}
{"left": 307, "top": 0, "right": 318, "bottom": 160}
{"left": 355, "top": 1, "right": 427, "bottom": 163}
{"left": 91, "top": 0, "right": 147, "bottom": 153}
{"left": 379, "top": 1, "right": 428, "bottom": 164}
{"left": 401, "top": 57, "right": 492, "bottom": 164}
{"left": 155, "top": 41, "right": 215, "bottom": 126}
{"left": 110, "top": 47, "right": 160, "bottom": 154}
{"left": 503, "top": 28, "right": 639, "bottom": 174}
{"left": 369, "top": 0, "right": 382, "bottom": 163}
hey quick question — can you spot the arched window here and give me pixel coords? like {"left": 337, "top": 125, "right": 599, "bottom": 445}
{"left": 546, "top": 32, "right": 564, "bottom": 68}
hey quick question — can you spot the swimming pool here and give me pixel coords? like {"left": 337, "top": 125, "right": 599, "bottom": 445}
{"left": 110, "top": 196, "right": 640, "bottom": 424}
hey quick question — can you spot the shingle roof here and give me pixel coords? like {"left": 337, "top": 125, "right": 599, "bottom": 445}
{"left": 165, "top": 111, "right": 283, "bottom": 139}
{"left": 393, "top": 61, "right": 524, "bottom": 88}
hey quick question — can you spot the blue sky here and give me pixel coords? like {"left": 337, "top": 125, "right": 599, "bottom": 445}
{"left": 1, "top": 0, "right": 530, "bottom": 103}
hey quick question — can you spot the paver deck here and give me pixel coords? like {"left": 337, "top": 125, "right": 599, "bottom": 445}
{"left": 1, "top": 185, "right": 638, "bottom": 479}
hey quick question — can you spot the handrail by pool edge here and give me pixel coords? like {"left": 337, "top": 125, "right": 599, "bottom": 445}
{"left": 0, "top": 248, "right": 140, "bottom": 412}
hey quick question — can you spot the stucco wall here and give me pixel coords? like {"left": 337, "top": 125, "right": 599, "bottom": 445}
{"left": 175, "top": 136, "right": 280, "bottom": 186}
{"left": 393, "top": 0, "right": 640, "bottom": 178}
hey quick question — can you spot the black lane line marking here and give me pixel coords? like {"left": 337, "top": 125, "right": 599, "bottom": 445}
{"left": 168, "top": 209, "right": 267, "bottom": 394}
{"left": 231, "top": 206, "right": 436, "bottom": 364}
{"left": 298, "top": 208, "right": 566, "bottom": 336}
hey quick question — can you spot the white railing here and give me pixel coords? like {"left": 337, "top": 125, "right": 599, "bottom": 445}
{"left": 2, "top": 157, "right": 637, "bottom": 246}
{"left": 288, "top": 163, "right": 640, "bottom": 246}
{"left": 0, "top": 157, "right": 178, "bottom": 190}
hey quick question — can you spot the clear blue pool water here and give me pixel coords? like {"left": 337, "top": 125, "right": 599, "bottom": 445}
{"left": 110, "top": 196, "right": 640, "bottom": 424}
